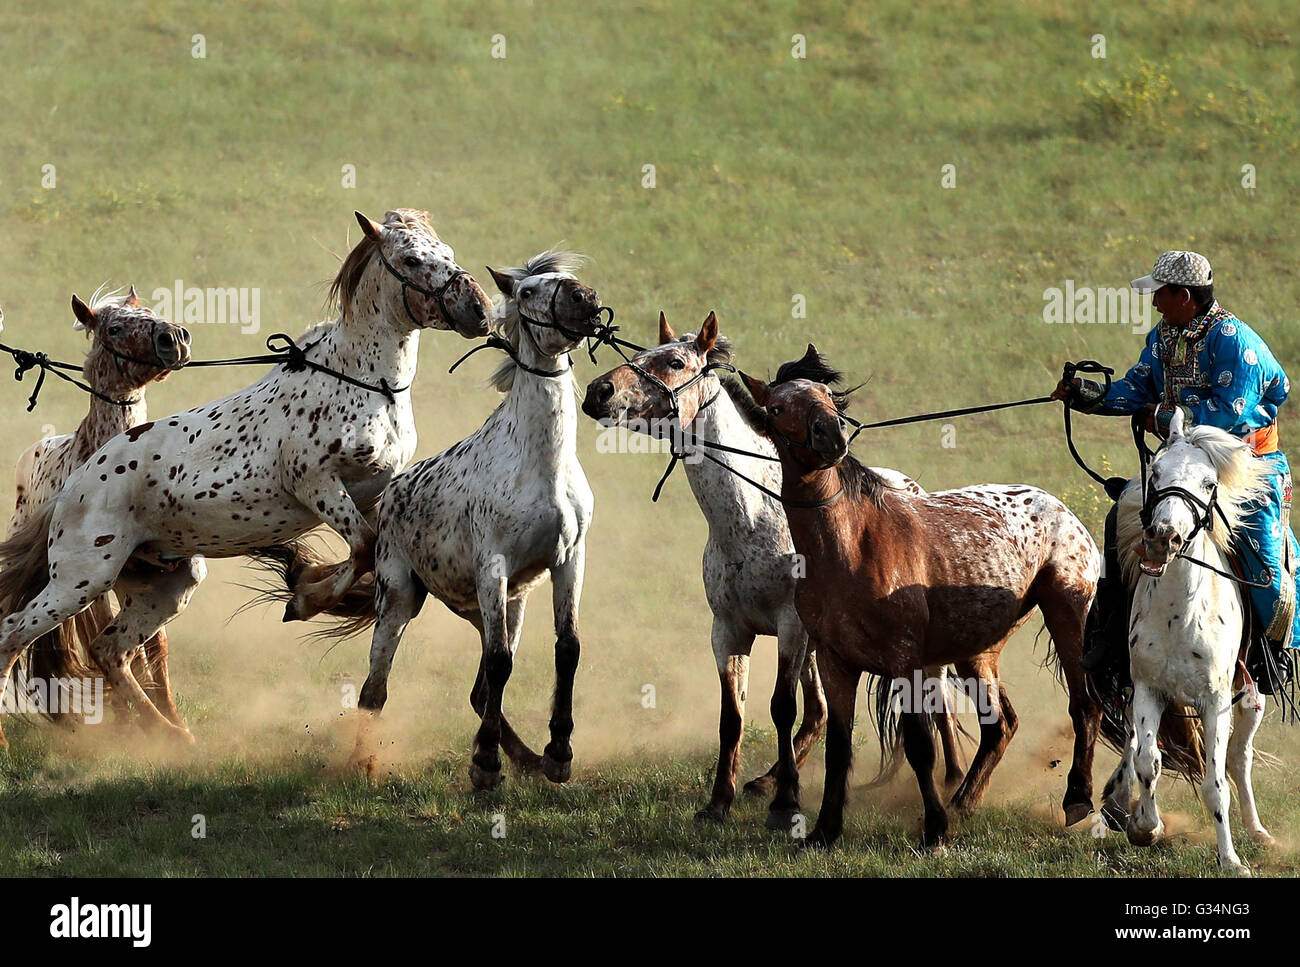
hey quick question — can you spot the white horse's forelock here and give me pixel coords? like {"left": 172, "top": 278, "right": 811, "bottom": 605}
{"left": 488, "top": 250, "right": 584, "bottom": 394}
{"left": 1117, "top": 423, "right": 1274, "bottom": 583}
{"left": 88, "top": 283, "right": 130, "bottom": 313}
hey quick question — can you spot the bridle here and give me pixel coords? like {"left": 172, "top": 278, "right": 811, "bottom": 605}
{"left": 1135, "top": 422, "right": 1269, "bottom": 588}
{"left": 375, "top": 248, "right": 474, "bottom": 330}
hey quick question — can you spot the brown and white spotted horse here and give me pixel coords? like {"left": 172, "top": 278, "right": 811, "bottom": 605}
{"left": 7, "top": 288, "right": 191, "bottom": 727}
{"left": 0, "top": 209, "right": 491, "bottom": 748}
{"left": 740, "top": 347, "right": 1102, "bottom": 849}
{"left": 582, "top": 312, "right": 966, "bottom": 830}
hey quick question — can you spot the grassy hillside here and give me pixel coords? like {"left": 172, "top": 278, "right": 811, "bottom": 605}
{"left": 0, "top": 0, "right": 1297, "bottom": 876}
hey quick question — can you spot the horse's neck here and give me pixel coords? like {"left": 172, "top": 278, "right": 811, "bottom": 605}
{"left": 327, "top": 303, "right": 421, "bottom": 388}
{"left": 70, "top": 396, "right": 147, "bottom": 463}
{"left": 683, "top": 384, "right": 782, "bottom": 529}
{"left": 780, "top": 462, "right": 875, "bottom": 560}
{"left": 501, "top": 334, "right": 577, "bottom": 470}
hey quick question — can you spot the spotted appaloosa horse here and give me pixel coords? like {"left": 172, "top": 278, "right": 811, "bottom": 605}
{"left": 740, "top": 348, "right": 1102, "bottom": 849}
{"left": 1104, "top": 410, "right": 1275, "bottom": 875}
{"left": 0, "top": 209, "right": 491, "bottom": 748}
{"left": 582, "top": 313, "right": 965, "bottom": 829}
{"left": 324, "top": 252, "right": 603, "bottom": 789}
{"left": 7, "top": 288, "right": 191, "bottom": 727}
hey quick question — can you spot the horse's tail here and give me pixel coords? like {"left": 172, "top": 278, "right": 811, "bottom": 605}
{"left": 243, "top": 538, "right": 378, "bottom": 639}
{"left": 863, "top": 669, "right": 975, "bottom": 789}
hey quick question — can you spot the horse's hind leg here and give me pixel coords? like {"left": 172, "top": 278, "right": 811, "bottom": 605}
{"left": 1202, "top": 694, "right": 1248, "bottom": 875}
{"left": 1101, "top": 715, "right": 1136, "bottom": 831}
{"left": 933, "top": 667, "right": 966, "bottom": 791}
{"left": 1038, "top": 581, "right": 1101, "bottom": 825}
{"left": 1229, "top": 689, "right": 1271, "bottom": 848}
{"left": 903, "top": 709, "right": 950, "bottom": 849}
{"left": 949, "top": 658, "right": 1017, "bottom": 816}
{"left": 696, "top": 618, "right": 753, "bottom": 822}
{"left": 140, "top": 629, "right": 186, "bottom": 729}
{"left": 89, "top": 560, "right": 205, "bottom": 742}
{"left": 1126, "top": 682, "right": 1166, "bottom": 847}
{"left": 541, "top": 544, "right": 585, "bottom": 784}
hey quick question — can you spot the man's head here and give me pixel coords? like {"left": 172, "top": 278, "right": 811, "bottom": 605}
{"left": 1131, "top": 250, "right": 1215, "bottom": 328}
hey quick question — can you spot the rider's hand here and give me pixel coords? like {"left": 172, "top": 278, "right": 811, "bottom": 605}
{"left": 1051, "top": 378, "right": 1081, "bottom": 402}
{"left": 1139, "top": 404, "right": 1159, "bottom": 435}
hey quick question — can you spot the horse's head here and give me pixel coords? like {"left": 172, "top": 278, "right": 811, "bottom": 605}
{"left": 71, "top": 286, "right": 192, "bottom": 393}
{"left": 582, "top": 311, "right": 726, "bottom": 433}
{"left": 740, "top": 345, "right": 852, "bottom": 470}
{"left": 487, "top": 252, "right": 604, "bottom": 360}
{"left": 341, "top": 209, "right": 492, "bottom": 338}
{"left": 1124, "top": 409, "right": 1270, "bottom": 579}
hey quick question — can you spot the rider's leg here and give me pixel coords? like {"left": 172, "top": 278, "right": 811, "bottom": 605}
{"left": 1238, "top": 453, "right": 1296, "bottom": 692}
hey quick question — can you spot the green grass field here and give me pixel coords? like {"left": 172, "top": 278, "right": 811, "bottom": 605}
{"left": 1, "top": 0, "right": 1298, "bottom": 877}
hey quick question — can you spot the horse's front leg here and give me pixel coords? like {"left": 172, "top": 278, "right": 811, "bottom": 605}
{"left": 1201, "top": 693, "right": 1248, "bottom": 875}
{"left": 1126, "top": 682, "right": 1166, "bottom": 847}
{"left": 542, "top": 543, "right": 585, "bottom": 784}
{"left": 697, "top": 618, "right": 754, "bottom": 821}
{"left": 804, "top": 646, "right": 860, "bottom": 850}
{"left": 764, "top": 611, "right": 807, "bottom": 831}
{"left": 1228, "top": 687, "right": 1272, "bottom": 848}
{"left": 469, "top": 559, "right": 512, "bottom": 790}
{"left": 286, "top": 475, "right": 375, "bottom": 621}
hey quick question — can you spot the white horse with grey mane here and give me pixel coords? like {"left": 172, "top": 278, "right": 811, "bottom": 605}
{"left": 0, "top": 209, "right": 492, "bottom": 747}
{"left": 335, "top": 252, "right": 604, "bottom": 790}
{"left": 1104, "top": 409, "right": 1275, "bottom": 875}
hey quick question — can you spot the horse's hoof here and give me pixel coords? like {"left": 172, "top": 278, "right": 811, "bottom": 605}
{"left": 743, "top": 775, "right": 776, "bottom": 798}
{"left": 1101, "top": 803, "right": 1129, "bottom": 832}
{"left": 1063, "top": 801, "right": 1094, "bottom": 827}
{"left": 764, "top": 808, "right": 801, "bottom": 833}
{"left": 1222, "top": 860, "right": 1251, "bottom": 878}
{"left": 1126, "top": 819, "right": 1164, "bottom": 847}
{"left": 282, "top": 600, "right": 300, "bottom": 622}
{"left": 694, "top": 807, "right": 726, "bottom": 824}
{"left": 797, "top": 827, "right": 834, "bottom": 852}
{"left": 346, "top": 754, "right": 377, "bottom": 778}
{"left": 541, "top": 754, "right": 571, "bottom": 784}
{"left": 1250, "top": 829, "right": 1276, "bottom": 849}
{"left": 468, "top": 763, "right": 503, "bottom": 791}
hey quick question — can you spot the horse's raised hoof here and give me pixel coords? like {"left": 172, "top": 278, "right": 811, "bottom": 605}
{"left": 541, "top": 754, "right": 571, "bottom": 784}
{"left": 694, "top": 806, "right": 727, "bottom": 824}
{"left": 1101, "top": 802, "right": 1128, "bottom": 832}
{"left": 1125, "top": 819, "right": 1165, "bottom": 848}
{"left": 282, "top": 599, "right": 301, "bottom": 623}
{"left": 345, "top": 753, "right": 378, "bottom": 778}
{"left": 764, "top": 808, "right": 801, "bottom": 832}
{"left": 1249, "top": 829, "right": 1276, "bottom": 849}
{"left": 743, "top": 775, "right": 776, "bottom": 798}
{"left": 1063, "top": 801, "right": 1094, "bottom": 827}
{"left": 468, "top": 762, "right": 503, "bottom": 791}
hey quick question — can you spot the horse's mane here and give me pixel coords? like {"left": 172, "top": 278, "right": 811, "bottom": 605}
{"left": 755, "top": 346, "right": 886, "bottom": 505}
{"left": 328, "top": 209, "right": 436, "bottom": 321}
{"left": 488, "top": 249, "right": 585, "bottom": 393}
{"left": 1116, "top": 424, "right": 1275, "bottom": 584}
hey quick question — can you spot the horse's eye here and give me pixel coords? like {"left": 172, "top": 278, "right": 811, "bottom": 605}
{"left": 403, "top": 256, "right": 420, "bottom": 268}
{"left": 771, "top": 406, "right": 783, "bottom": 416}
{"left": 521, "top": 288, "right": 534, "bottom": 299}
{"left": 108, "top": 325, "right": 123, "bottom": 337}
{"left": 669, "top": 358, "right": 685, "bottom": 371}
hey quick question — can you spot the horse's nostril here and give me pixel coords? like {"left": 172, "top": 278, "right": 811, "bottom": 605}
{"left": 597, "top": 381, "right": 614, "bottom": 403}
{"left": 179, "top": 327, "right": 192, "bottom": 345}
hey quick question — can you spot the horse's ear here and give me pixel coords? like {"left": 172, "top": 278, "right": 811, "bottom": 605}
{"left": 802, "top": 343, "right": 819, "bottom": 364}
{"left": 71, "top": 294, "right": 97, "bottom": 332}
{"left": 487, "top": 266, "right": 515, "bottom": 298}
{"left": 694, "top": 311, "right": 718, "bottom": 353}
{"left": 1167, "top": 407, "right": 1185, "bottom": 440}
{"left": 124, "top": 285, "right": 140, "bottom": 308}
{"left": 355, "top": 211, "right": 384, "bottom": 243}
{"left": 740, "top": 370, "right": 769, "bottom": 406}
{"left": 658, "top": 311, "right": 677, "bottom": 345}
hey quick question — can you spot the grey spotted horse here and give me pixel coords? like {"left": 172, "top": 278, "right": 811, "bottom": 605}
{"left": 0, "top": 209, "right": 492, "bottom": 748}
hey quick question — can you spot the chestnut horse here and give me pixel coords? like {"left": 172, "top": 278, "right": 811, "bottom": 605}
{"left": 740, "top": 348, "right": 1102, "bottom": 849}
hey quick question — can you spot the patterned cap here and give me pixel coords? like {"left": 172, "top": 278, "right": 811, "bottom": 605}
{"left": 1131, "top": 250, "right": 1213, "bottom": 292}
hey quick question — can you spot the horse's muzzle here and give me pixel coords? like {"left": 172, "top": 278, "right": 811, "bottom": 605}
{"left": 582, "top": 378, "right": 616, "bottom": 420}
